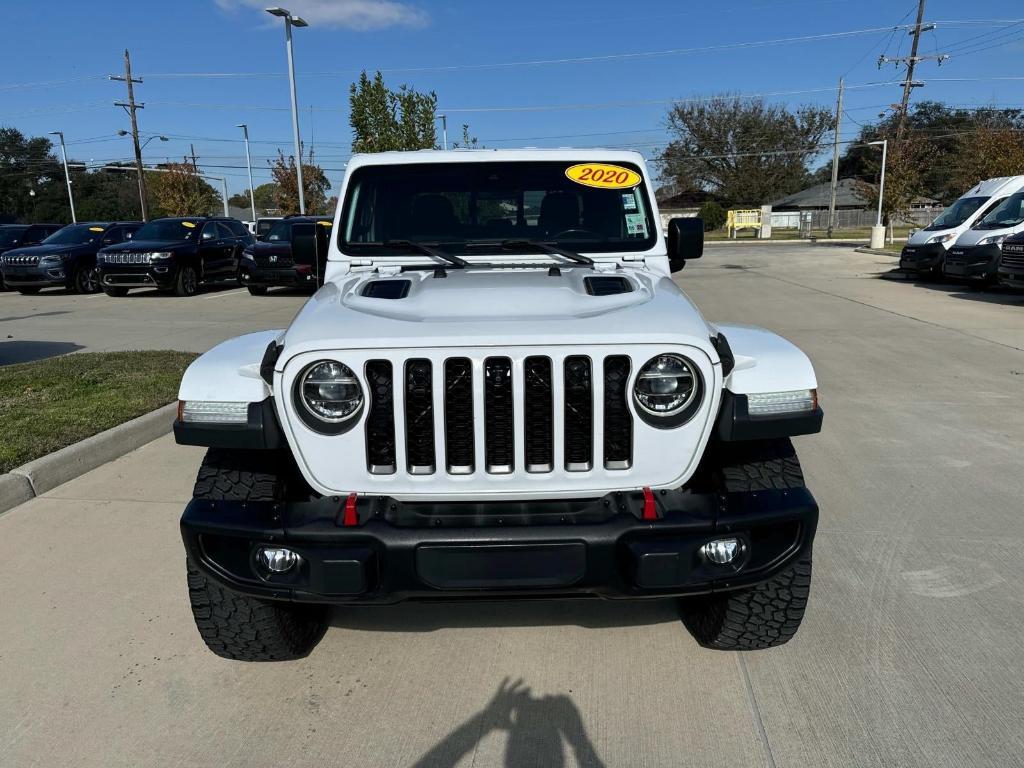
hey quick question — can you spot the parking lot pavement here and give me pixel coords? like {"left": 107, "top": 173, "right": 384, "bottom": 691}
{"left": 2, "top": 245, "right": 1023, "bottom": 767}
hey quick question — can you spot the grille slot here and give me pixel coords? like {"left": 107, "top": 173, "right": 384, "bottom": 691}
{"left": 484, "top": 357, "right": 514, "bottom": 473}
{"left": 364, "top": 360, "right": 396, "bottom": 474}
{"left": 443, "top": 358, "right": 475, "bottom": 474}
{"left": 523, "top": 357, "right": 554, "bottom": 472}
{"left": 404, "top": 359, "right": 435, "bottom": 474}
{"left": 563, "top": 356, "right": 593, "bottom": 471}
{"left": 603, "top": 356, "right": 632, "bottom": 469}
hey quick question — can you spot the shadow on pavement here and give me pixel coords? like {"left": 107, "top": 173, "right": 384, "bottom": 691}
{"left": 0, "top": 340, "right": 82, "bottom": 365}
{"left": 329, "top": 597, "right": 679, "bottom": 632}
{"left": 0, "top": 310, "right": 71, "bottom": 323}
{"left": 413, "top": 677, "right": 605, "bottom": 768}
{"left": 875, "top": 272, "right": 1024, "bottom": 305}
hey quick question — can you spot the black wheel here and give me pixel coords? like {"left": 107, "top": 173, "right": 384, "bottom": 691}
{"left": 247, "top": 285, "right": 269, "bottom": 296}
{"left": 187, "top": 449, "right": 327, "bottom": 661}
{"left": 680, "top": 438, "right": 812, "bottom": 650}
{"left": 73, "top": 263, "right": 101, "bottom": 294}
{"left": 16, "top": 287, "right": 41, "bottom": 295}
{"left": 103, "top": 286, "right": 129, "bottom": 297}
{"left": 175, "top": 264, "right": 199, "bottom": 297}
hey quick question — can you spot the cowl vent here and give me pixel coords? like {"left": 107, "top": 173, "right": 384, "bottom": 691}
{"left": 584, "top": 275, "right": 633, "bottom": 296}
{"left": 362, "top": 279, "right": 411, "bottom": 299}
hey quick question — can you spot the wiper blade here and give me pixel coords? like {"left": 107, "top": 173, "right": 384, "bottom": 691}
{"left": 500, "top": 239, "right": 594, "bottom": 266}
{"left": 381, "top": 240, "right": 468, "bottom": 268}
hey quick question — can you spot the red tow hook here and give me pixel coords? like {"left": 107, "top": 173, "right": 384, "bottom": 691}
{"left": 642, "top": 486, "right": 658, "bottom": 521}
{"left": 341, "top": 493, "right": 359, "bottom": 527}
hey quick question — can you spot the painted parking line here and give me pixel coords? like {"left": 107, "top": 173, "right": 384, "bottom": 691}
{"left": 199, "top": 288, "right": 248, "bottom": 300}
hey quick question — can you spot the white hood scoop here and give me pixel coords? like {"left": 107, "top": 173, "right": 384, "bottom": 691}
{"left": 343, "top": 268, "right": 651, "bottom": 323}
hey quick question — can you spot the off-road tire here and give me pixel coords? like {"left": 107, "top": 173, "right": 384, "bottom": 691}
{"left": 247, "top": 285, "right": 268, "bottom": 296}
{"left": 103, "top": 286, "right": 129, "bottom": 297}
{"left": 187, "top": 448, "right": 327, "bottom": 660}
{"left": 16, "top": 287, "right": 41, "bottom": 295}
{"left": 175, "top": 264, "right": 199, "bottom": 297}
{"left": 73, "top": 263, "right": 101, "bottom": 294}
{"left": 681, "top": 438, "right": 812, "bottom": 650}
{"left": 186, "top": 560, "right": 327, "bottom": 661}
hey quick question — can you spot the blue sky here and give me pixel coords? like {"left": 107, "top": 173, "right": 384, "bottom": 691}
{"left": 3, "top": 0, "right": 1023, "bottom": 196}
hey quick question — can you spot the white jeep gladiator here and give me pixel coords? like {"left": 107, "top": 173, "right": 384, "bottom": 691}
{"left": 174, "top": 149, "right": 823, "bottom": 661}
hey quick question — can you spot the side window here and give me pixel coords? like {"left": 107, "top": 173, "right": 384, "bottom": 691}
{"left": 226, "top": 220, "right": 247, "bottom": 237}
{"left": 123, "top": 225, "right": 139, "bottom": 240}
{"left": 103, "top": 227, "right": 122, "bottom": 244}
{"left": 25, "top": 226, "right": 46, "bottom": 242}
{"left": 200, "top": 222, "right": 220, "bottom": 241}
{"left": 217, "top": 222, "right": 236, "bottom": 239}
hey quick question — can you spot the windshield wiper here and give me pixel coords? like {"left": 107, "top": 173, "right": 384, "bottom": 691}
{"left": 499, "top": 239, "right": 595, "bottom": 266}
{"left": 381, "top": 240, "right": 468, "bottom": 268}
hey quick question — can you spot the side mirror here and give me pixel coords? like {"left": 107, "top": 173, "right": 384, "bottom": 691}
{"left": 667, "top": 217, "right": 704, "bottom": 273}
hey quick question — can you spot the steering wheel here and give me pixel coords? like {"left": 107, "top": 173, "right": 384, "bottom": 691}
{"left": 550, "top": 229, "right": 605, "bottom": 241}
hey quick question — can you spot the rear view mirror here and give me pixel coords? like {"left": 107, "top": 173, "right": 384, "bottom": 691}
{"left": 667, "top": 217, "right": 704, "bottom": 272}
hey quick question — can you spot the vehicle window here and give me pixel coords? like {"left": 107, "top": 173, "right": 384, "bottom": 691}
{"left": 977, "top": 192, "right": 1024, "bottom": 229}
{"left": 134, "top": 219, "right": 199, "bottom": 241}
{"left": 41, "top": 224, "right": 106, "bottom": 246}
{"left": 217, "top": 222, "right": 236, "bottom": 239}
{"left": 26, "top": 226, "right": 52, "bottom": 242}
{"left": 201, "top": 222, "right": 220, "bottom": 241}
{"left": 225, "top": 220, "right": 247, "bottom": 237}
{"left": 341, "top": 161, "right": 656, "bottom": 254}
{"left": 925, "top": 196, "right": 988, "bottom": 230}
{"left": 0, "top": 228, "right": 26, "bottom": 246}
{"left": 266, "top": 220, "right": 292, "bottom": 242}
{"left": 257, "top": 219, "right": 279, "bottom": 238}
{"left": 103, "top": 227, "right": 122, "bottom": 244}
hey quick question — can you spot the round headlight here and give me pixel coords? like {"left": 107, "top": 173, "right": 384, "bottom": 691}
{"left": 634, "top": 354, "right": 698, "bottom": 417}
{"left": 299, "top": 361, "right": 363, "bottom": 423}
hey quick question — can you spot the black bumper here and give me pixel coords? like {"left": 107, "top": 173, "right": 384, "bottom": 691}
{"left": 943, "top": 244, "right": 1001, "bottom": 281}
{"left": 240, "top": 262, "right": 316, "bottom": 288}
{"left": 899, "top": 243, "right": 945, "bottom": 274}
{"left": 181, "top": 486, "right": 818, "bottom": 604}
{"left": 1, "top": 264, "right": 67, "bottom": 288}
{"left": 98, "top": 263, "right": 175, "bottom": 289}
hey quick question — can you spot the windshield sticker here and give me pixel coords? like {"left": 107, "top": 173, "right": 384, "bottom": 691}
{"left": 622, "top": 193, "right": 637, "bottom": 211}
{"left": 565, "top": 163, "right": 641, "bottom": 190}
{"left": 88, "top": 226, "right": 105, "bottom": 232}
{"left": 181, "top": 221, "right": 196, "bottom": 228}
{"left": 624, "top": 213, "right": 647, "bottom": 236}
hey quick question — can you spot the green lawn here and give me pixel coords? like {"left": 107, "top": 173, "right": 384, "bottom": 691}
{"left": 0, "top": 351, "right": 197, "bottom": 473}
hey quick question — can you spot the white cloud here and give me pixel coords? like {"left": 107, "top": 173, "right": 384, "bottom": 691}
{"left": 216, "top": 0, "right": 429, "bottom": 31}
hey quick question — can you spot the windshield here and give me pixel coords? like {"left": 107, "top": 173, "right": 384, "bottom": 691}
{"left": 133, "top": 219, "right": 200, "bottom": 241}
{"left": 0, "top": 228, "right": 26, "bottom": 246}
{"left": 341, "top": 161, "right": 656, "bottom": 255}
{"left": 42, "top": 224, "right": 107, "bottom": 246}
{"left": 256, "top": 219, "right": 279, "bottom": 237}
{"left": 925, "top": 197, "right": 987, "bottom": 230}
{"left": 975, "top": 192, "right": 1024, "bottom": 230}
{"left": 265, "top": 220, "right": 292, "bottom": 242}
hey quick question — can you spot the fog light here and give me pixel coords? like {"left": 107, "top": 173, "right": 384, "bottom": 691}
{"left": 257, "top": 547, "right": 301, "bottom": 573}
{"left": 701, "top": 537, "right": 742, "bottom": 564}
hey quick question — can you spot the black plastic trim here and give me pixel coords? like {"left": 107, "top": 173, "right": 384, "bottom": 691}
{"left": 715, "top": 391, "right": 824, "bottom": 442}
{"left": 173, "top": 397, "right": 283, "bottom": 450}
{"left": 710, "top": 332, "right": 735, "bottom": 377}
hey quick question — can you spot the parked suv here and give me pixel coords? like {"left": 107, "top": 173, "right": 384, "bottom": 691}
{"left": 1, "top": 221, "right": 141, "bottom": 294}
{"left": 97, "top": 216, "right": 254, "bottom": 297}
{"left": 944, "top": 189, "right": 1024, "bottom": 285}
{"left": 0, "top": 223, "right": 61, "bottom": 290}
{"left": 239, "top": 215, "right": 332, "bottom": 295}
{"left": 174, "top": 150, "right": 823, "bottom": 661}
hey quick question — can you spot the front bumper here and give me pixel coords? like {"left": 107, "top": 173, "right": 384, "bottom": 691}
{"left": 98, "top": 262, "right": 176, "bottom": 289}
{"left": 1, "top": 263, "right": 67, "bottom": 287}
{"left": 899, "top": 243, "right": 945, "bottom": 274}
{"left": 943, "top": 244, "right": 1001, "bottom": 281}
{"left": 240, "top": 261, "right": 315, "bottom": 288}
{"left": 181, "top": 486, "right": 818, "bottom": 604}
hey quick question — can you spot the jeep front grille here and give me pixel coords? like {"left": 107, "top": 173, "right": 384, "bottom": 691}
{"left": 364, "top": 353, "right": 634, "bottom": 477}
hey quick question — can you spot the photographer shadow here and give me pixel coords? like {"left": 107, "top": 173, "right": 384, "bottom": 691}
{"left": 413, "top": 678, "right": 605, "bottom": 768}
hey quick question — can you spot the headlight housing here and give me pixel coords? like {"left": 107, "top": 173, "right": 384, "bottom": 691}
{"left": 633, "top": 354, "right": 702, "bottom": 427}
{"left": 978, "top": 234, "right": 1007, "bottom": 246}
{"left": 149, "top": 251, "right": 174, "bottom": 262}
{"left": 926, "top": 232, "right": 955, "bottom": 245}
{"left": 295, "top": 360, "right": 363, "bottom": 431}
{"left": 39, "top": 253, "right": 66, "bottom": 264}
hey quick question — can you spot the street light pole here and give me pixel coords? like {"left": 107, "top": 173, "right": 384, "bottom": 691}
{"left": 868, "top": 139, "right": 889, "bottom": 248}
{"left": 439, "top": 114, "right": 448, "bottom": 150}
{"left": 237, "top": 124, "right": 257, "bottom": 223}
{"left": 49, "top": 130, "right": 76, "bottom": 223}
{"left": 267, "top": 7, "right": 308, "bottom": 214}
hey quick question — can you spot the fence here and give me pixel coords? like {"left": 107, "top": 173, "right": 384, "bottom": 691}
{"left": 770, "top": 207, "right": 943, "bottom": 231}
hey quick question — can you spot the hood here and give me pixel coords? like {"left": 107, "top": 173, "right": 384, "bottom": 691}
{"left": 100, "top": 239, "right": 192, "bottom": 254}
{"left": 955, "top": 223, "right": 1024, "bottom": 247}
{"left": 907, "top": 228, "right": 959, "bottom": 246}
{"left": 280, "top": 265, "right": 715, "bottom": 358}
{"left": 4, "top": 243, "right": 92, "bottom": 258}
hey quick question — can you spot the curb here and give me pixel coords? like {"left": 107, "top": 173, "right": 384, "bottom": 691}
{"left": 0, "top": 402, "right": 177, "bottom": 516}
{"left": 855, "top": 247, "right": 900, "bottom": 257}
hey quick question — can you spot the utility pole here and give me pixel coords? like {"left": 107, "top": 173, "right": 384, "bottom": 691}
{"left": 826, "top": 78, "right": 844, "bottom": 239}
{"left": 110, "top": 50, "right": 148, "bottom": 221}
{"left": 49, "top": 131, "right": 76, "bottom": 223}
{"left": 189, "top": 144, "right": 199, "bottom": 172}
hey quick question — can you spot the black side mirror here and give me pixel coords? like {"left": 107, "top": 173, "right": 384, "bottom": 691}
{"left": 667, "top": 217, "right": 704, "bottom": 273}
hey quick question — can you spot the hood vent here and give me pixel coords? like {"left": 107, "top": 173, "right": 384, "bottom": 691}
{"left": 584, "top": 275, "right": 633, "bottom": 296}
{"left": 362, "top": 279, "right": 411, "bottom": 299}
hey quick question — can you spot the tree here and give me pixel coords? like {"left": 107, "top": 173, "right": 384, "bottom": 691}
{"left": 349, "top": 70, "right": 437, "bottom": 153}
{"left": 951, "top": 125, "right": 1024, "bottom": 194}
{"left": 269, "top": 148, "right": 331, "bottom": 215}
{"left": 452, "top": 124, "right": 479, "bottom": 150}
{"left": 659, "top": 95, "right": 833, "bottom": 206}
{"left": 697, "top": 201, "right": 727, "bottom": 231}
{"left": 853, "top": 140, "right": 926, "bottom": 225}
{"left": 149, "top": 162, "right": 221, "bottom": 217}
{"left": 0, "top": 127, "right": 62, "bottom": 223}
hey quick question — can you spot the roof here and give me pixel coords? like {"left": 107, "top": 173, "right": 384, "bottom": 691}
{"left": 347, "top": 148, "right": 649, "bottom": 169}
{"left": 771, "top": 179, "right": 867, "bottom": 209}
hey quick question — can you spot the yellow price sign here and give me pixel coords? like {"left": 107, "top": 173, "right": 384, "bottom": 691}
{"left": 565, "top": 163, "right": 641, "bottom": 189}
{"left": 181, "top": 221, "right": 197, "bottom": 228}
{"left": 88, "top": 226, "right": 105, "bottom": 232}
{"left": 317, "top": 220, "right": 333, "bottom": 227}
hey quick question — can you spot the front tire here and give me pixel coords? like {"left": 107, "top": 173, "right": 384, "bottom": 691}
{"left": 73, "top": 263, "right": 101, "bottom": 294}
{"left": 175, "top": 264, "right": 199, "bottom": 297}
{"left": 186, "top": 448, "right": 327, "bottom": 661}
{"left": 680, "top": 438, "right": 813, "bottom": 650}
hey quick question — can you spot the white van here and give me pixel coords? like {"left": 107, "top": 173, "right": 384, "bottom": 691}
{"left": 900, "top": 176, "right": 1024, "bottom": 278}
{"left": 945, "top": 186, "right": 1024, "bottom": 284}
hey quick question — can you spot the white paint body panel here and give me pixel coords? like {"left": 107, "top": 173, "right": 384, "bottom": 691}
{"left": 907, "top": 176, "right": 1024, "bottom": 249}
{"left": 178, "top": 331, "right": 278, "bottom": 403}
{"left": 712, "top": 323, "right": 818, "bottom": 394}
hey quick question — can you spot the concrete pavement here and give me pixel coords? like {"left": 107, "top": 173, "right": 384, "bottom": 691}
{"left": 2, "top": 245, "right": 1023, "bottom": 767}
